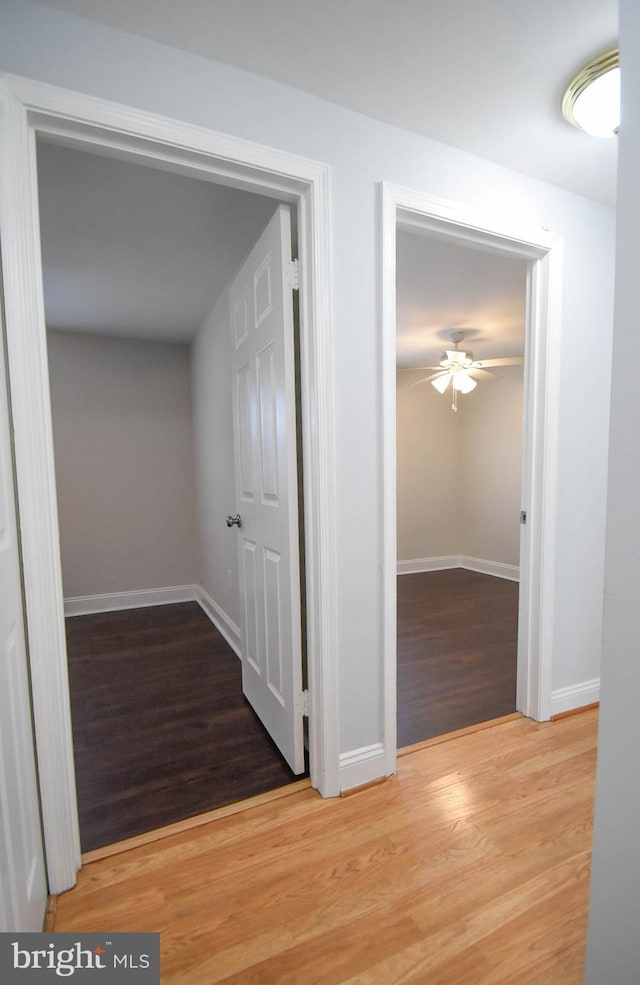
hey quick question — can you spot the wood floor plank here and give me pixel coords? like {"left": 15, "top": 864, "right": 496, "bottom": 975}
{"left": 397, "top": 569, "right": 518, "bottom": 746}
{"left": 68, "top": 570, "right": 521, "bottom": 853}
{"left": 65, "top": 602, "right": 303, "bottom": 851}
{"left": 54, "top": 710, "right": 597, "bottom": 984}
{"left": 81, "top": 777, "right": 312, "bottom": 864}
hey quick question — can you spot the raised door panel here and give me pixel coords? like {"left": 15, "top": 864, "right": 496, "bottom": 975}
{"left": 256, "top": 343, "right": 280, "bottom": 506}
{"left": 242, "top": 538, "right": 261, "bottom": 677}
{"left": 236, "top": 361, "right": 257, "bottom": 503}
{"left": 263, "top": 547, "right": 284, "bottom": 705}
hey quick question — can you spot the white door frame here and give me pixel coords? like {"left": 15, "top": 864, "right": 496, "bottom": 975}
{"left": 381, "top": 182, "right": 563, "bottom": 775}
{"left": 0, "top": 73, "right": 340, "bottom": 895}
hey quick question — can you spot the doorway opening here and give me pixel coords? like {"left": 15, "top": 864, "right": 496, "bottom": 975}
{"left": 380, "top": 184, "right": 563, "bottom": 774}
{"left": 37, "top": 141, "right": 308, "bottom": 852}
{"left": 0, "top": 75, "right": 338, "bottom": 895}
{"left": 395, "top": 229, "right": 528, "bottom": 748}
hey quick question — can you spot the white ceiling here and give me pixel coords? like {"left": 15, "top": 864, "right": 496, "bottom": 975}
{"left": 36, "top": 141, "right": 277, "bottom": 342}
{"left": 32, "top": 0, "right": 618, "bottom": 205}
{"left": 396, "top": 230, "right": 528, "bottom": 369}
{"left": 36, "top": 143, "right": 528, "bottom": 361}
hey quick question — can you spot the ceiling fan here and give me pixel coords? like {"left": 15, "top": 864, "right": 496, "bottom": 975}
{"left": 409, "top": 330, "right": 524, "bottom": 412}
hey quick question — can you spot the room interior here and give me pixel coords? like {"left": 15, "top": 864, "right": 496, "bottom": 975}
{"left": 395, "top": 228, "right": 527, "bottom": 746}
{"left": 37, "top": 139, "right": 304, "bottom": 851}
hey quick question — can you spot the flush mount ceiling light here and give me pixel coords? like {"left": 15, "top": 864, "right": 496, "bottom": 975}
{"left": 562, "top": 48, "right": 620, "bottom": 137}
{"left": 409, "top": 330, "right": 524, "bottom": 413}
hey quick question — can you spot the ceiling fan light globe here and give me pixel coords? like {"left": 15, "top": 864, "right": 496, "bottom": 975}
{"left": 431, "top": 373, "right": 451, "bottom": 393}
{"left": 452, "top": 372, "right": 477, "bottom": 394}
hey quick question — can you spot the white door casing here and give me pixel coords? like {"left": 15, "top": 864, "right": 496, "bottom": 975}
{"left": 229, "top": 205, "right": 305, "bottom": 774}
{"left": 0, "top": 302, "right": 48, "bottom": 931}
{"left": 381, "top": 183, "right": 563, "bottom": 774}
{"left": 0, "top": 74, "right": 338, "bottom": 894}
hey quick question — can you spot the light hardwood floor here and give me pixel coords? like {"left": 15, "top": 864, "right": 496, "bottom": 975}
{"left": 53, "top": 710, "right": 597, "bottom": 984}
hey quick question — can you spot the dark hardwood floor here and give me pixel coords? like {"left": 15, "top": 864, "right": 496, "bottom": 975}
{"left": 397, "top": 568, "right": 518, "bottom": 747}
{"left": 65, "top": 602, "right": 302, "bottom": 852}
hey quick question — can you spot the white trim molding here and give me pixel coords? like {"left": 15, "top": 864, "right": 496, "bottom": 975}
{"left": 64, "top": 585, "right": 242, "bottom": 659}
{"left": 551, "top": 678, "right": 600, "bottom": 716}
{"left": 0, "top": 73, "right": 339, "bottom": 894}
{"left": 64, "top": 584, "right": 198, "bottom": 617}
{"left": 339, "top": 743, "right": 387, "bottom": 792}
{"left": 459, "top": 556, "right": 520, "bottom": 581}
{"left": 196, "top": 586, "right": 242, "bottom": 659}
{"left": 397, "top": 556, "right": 458, "bottom": 575}
{"left": 381, "top": 182, "right": 563, "bottom": 781}
{"left": 64, "top": 582, "right": 243, "bottom": 657}
{"left": 397, "top": 556, "right": 519, "bottom": 581}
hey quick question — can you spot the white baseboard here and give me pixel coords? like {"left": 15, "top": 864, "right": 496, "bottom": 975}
{"left": 397, "top": 554, "right": 519, "bottom": 582}
{"left": 63, "top": 583, "right": 243, "bottom": 659}
{"left": 339, "top": 742, "right": 387, "bottom": 792}
{"left": 397, "top": 555, "right": 459, "bottom": 575}
{"left": 64, "top": 584, "right": 198, "bottom": 616}
{"left": 196, "top": 586, "right": 242, "bottom": 659}
{"left": 550, "top": 678, "right": 600, "bottom": 717}
{"left": 458, "top": 556, "right": 519, "bottom": 582}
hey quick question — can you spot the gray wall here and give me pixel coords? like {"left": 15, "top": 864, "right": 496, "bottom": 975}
{"left": 1, "top": 0, "right": 615, "bottom": 750}
{"left": 191, "top": 289, "right": 241, "bottom": 629}
{"left": 459, "top": 365, "right": 523, "bottom": 566}
{"left": 397, "top": 365, "right": 523, "bottom": 566}
{"left": 396, "top": 370, "right": 460, "bottom": 560}
{"left": 584, "top": 1, "right": 640, "bottom": 979}
{"left": 48, "top": 330, "right": 198, "bottom": 598}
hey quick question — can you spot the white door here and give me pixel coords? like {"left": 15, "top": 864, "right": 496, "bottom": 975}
{"left": 229, "top": 204, "right": 305, "bottom": 775}
{"left": 0, "top": 309, "right": 48, "bottom": 930}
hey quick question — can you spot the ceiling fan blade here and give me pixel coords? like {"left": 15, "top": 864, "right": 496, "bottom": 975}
{"left": 409, "top": 371, "right": 448, "bottom": 387}
{"left": 473, "top": 356, "right": 524, "bottom": 368}
{"left": 467, "top": 367, "right": 500, "bottom": 382}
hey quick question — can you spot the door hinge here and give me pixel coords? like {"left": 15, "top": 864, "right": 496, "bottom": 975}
{"left": 286, "top": 258, "right": 300, "bottom": 291}
{"left": 299, "top": 689, "right": 309, "bottom": 717}
{"left": 520, "top": 510, "right": 528, "bottom": 525}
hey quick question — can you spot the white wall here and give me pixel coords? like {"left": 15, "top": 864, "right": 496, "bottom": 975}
{"left": 397, "top": 365, "right": 523, "bottom": 567}
{"left": 0, "top": 0, "right": 616, "bottom": 751}
{"left": 190, "top": 288, "right": 241, "bottom": 636}
{"left": 584, "top": 1, "right": 640, "bottom": 980}
{"left": 47, "top": 330, "right": 198, "bottom": 598}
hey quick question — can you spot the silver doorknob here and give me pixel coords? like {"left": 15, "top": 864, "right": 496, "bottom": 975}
{"left": 226, "top": 514, "right": 242, "bottom": 528}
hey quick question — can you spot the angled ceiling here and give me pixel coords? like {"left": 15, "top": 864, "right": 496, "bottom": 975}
{"left": 396, "top": 230, "right": 528, "bottom": 369}
{"left": 32, "top": 0, "right": 618, "bottom": 204}
{"left": 36, "top": 141, "right": 277, "bottom": 342}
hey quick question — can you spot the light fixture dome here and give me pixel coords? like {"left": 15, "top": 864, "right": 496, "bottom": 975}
{"left": 562, "top": 48, "right": 619, "bottom": 138}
